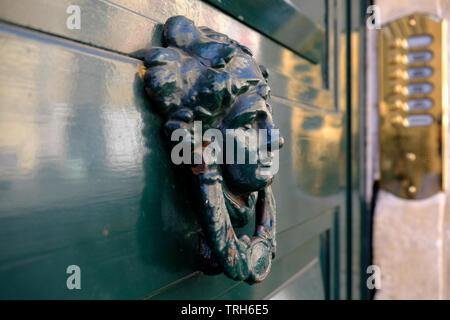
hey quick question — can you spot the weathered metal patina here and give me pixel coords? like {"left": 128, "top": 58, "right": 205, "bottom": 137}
{"left": 143, "top": 16, "right": 284, "bottom": 283}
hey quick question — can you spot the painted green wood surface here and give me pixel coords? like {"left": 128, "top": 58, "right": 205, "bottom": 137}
{"left": 0, "top": 0, "right": 364, "bottom": 299}
{"left": 206, "top": 0, "right": 326, "bottom": 63}
{"left": 0, "top": 0, "right": 335, "bottom": 111}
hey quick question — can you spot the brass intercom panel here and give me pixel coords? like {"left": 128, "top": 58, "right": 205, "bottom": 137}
{"left": 379, "top": 13, "right": 447, "bottom": 199}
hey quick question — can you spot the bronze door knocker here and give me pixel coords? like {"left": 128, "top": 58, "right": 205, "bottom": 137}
{"left": 143, "top": 16, "right": 284, "bottom": 283}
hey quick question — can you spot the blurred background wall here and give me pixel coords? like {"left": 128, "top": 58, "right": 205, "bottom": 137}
{"left": 370, "top": 0, "right": 450, "bottom": 299}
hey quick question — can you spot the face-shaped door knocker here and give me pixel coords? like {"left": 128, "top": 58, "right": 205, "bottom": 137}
{"left": 143, "top": 16, "right": 284, "bottom": 283}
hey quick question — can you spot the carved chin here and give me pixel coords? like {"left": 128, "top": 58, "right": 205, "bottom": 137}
{"left": 224, "top": 176, "right": 272, "bottom": 196}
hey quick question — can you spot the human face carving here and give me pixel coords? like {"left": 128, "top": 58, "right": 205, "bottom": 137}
{"left": 220, "top": 83, "right": 284, "bottom": 195}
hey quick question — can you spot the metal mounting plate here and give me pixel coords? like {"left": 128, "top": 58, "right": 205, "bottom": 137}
{"left": 378, "top": 13, "right": 447, "bottom": 199}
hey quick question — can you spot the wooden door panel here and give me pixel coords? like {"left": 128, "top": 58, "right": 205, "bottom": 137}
{"left": 0, "top": 23, "right": 199, "bottom": 299}
{"left": 0, "top": 0, "right": 357, "bottom": 299}
{"left": 0, "top": 0, "right": 331, "bottom": 110}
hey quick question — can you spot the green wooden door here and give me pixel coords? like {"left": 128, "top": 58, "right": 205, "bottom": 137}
{"left": 0, "top": 0, "right": 367, "bottom": 299}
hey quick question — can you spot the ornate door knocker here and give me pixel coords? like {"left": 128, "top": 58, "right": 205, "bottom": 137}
{"left": 143, "top": 16, "right": 284, "bottom": 283}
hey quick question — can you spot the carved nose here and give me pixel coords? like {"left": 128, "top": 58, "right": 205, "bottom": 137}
{"left": 266, "top": 127, "right": 284, "bottom": 151}
{"left": 279, "top": 135, "right": 285, "bottom": 149}
{"left": 258, "top": 84, "right": 270, "bottom": 100}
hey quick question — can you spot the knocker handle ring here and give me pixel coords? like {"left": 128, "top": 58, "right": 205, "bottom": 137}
{"left": 194, "top": 165, "right": 276, "bottom": 282}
